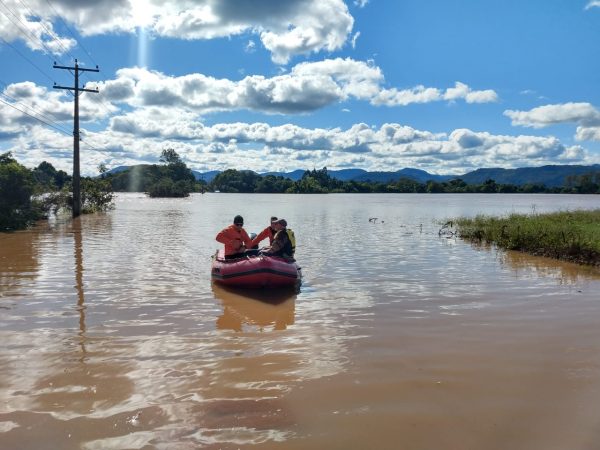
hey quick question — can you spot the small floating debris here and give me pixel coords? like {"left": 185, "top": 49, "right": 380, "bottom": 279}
{"left": 126, "top": 411, "right": 142, "bottom": 427}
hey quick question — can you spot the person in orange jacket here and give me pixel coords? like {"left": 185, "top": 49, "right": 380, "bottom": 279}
{"left": 216, "top": 215, "right": 253, "bottom": 259}
{"left": 250, "top": 216, "right": 278, "bottom": 248}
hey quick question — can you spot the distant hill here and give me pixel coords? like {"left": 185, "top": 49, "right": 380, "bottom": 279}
{"left": 261, "top": 168, "right": 449, "bottom": 182}
{"left": 261, "top": 169, "right": 306, "bottom": 181}
{"left": 191, "top": 170, "right": 220, "bottom": 182}
{"left": 262, "top": 168, "right": 370, "bottom": 181}
{"left": 106, "top": 164, "right": 600, "bottom": 187}
{"left": 105, "top": 165, "right": 131, "bottom": 175}
{"left": 458, "top": 165, "right": 600, "bottom": 187}
{"left": 322, "top": 169, "right": 369, "bottom": 181}
{"left": 352, "top": 168, "right": 452, "bottom": 183}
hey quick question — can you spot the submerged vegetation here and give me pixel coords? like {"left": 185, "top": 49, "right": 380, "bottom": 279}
{"left": 0, "top": 151, "right": 114, "bottom": 231}
{"left": 454, "top": 210, "right": 600, "bottom": 266}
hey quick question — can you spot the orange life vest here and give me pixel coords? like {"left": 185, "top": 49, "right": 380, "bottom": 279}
{"left": 216, "top": 224, "right": 252, "bottom": 256}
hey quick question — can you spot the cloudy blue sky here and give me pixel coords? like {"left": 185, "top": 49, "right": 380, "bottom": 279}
{"left": 1, "top": 0, "right": 600, "bottom": 175}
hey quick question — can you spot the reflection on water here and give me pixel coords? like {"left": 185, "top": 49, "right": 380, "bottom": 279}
{"left": 461, "top": 238, "right": 600, "bottom": 287}
{"left": 1, "top": 193, "right": 600, "bottom": 449}
{"left": 73, "top": 218, "right": 87, "bottom": 354}
{"left": 0, "top": 224, "right": 41, "bottom": 301}
{"left": 500, "top": 248, "right": 600, "bottom": 285}
{"left": 213, "top": 283, "right": 296, "bottom": 332}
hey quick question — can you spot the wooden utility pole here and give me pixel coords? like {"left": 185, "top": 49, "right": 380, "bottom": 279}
{"left": 53, "top": 59, "right": 99, "bottom": 218}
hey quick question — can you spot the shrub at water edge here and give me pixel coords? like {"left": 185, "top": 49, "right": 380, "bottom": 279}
{"left": 454, "top": 210, "right": 600, "bottom": 266}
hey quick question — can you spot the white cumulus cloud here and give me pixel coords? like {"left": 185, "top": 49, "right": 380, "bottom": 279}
{"left": 90, "top": 60, "right": 496, "bottom": 115}
{"left": 585, "top": 1, "right": 600, "bottom": 10}
{"left": 0, "top": 0, "right": 76, "bottom": 55}
{"left": 0, "top": 0, "right": 354, "bottom": 64}
{"left": 4, "top": 116, "right": 593, "bottom": 175}
{"left": 505, "top": 102, "right": 600, "bottom": 141}
{"left": 374, "top": 82, "right": 498, "bottom": 106}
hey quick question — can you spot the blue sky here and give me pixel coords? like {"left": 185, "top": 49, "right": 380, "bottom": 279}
{"left": 1, "top": 0, "right": 600, "bottom": 175}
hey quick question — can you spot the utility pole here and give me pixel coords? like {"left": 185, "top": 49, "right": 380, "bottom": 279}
{"left": 53, "top": 59, "right": 99, "bottom": 218}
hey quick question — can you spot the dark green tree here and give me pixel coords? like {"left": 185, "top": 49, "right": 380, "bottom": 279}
{"left": 0, "top": 152, "right": 42, "bottom": 230}
{"left": 147, "top": 149, "right": 195, "bottom": 197}
{"left": 80, "top": 175, "right": 115, "bottom": 213}
{"left": 32, "top": 161, "right": 70, "bottom": 190}
{"left": 426, "top": 180, "right": 444, "bottom": 193}
{"left": 159, "top": 148, "right": 183, "bottom": 165}
{"left": 447, "top": 178, "right": 468, "bottom": 192}
{"left": 211, "top": 169, "right": 262, "bottom": 193}
{"left": 479, "top": 179, "right": 498, "bottom": 193}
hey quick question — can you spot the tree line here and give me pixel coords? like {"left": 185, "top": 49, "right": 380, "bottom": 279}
{"left": 3, "top": 149, "right": 598, "bottom": 232}
{"left": 100, "top": 152, "right": 600, "bottom": 195}
{"left": 205, "top": 167, "right": 600, "bottom": 194}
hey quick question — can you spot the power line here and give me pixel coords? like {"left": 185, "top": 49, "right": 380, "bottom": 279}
{"left": 80, "top": 135, "right": 105, "bottom": 153}
{"left": 0, "top": 94, "right": 71, "bottom": 135}
{"left": 1, "top": 51, "right": 113, "bottom": 148}
{"left": 0, "top": 0, "right": 64, "bottom": 64}
{"left": 15, "top": 0, "right": 77, "bottom": 61}
{"left": 1, "top": 0, "right": 115, "bottom": 121}
{"left": 0, "top": 0, "right": 89, "bottom": 85}
{"left": 37, "top": 8, "right": 110, "bottom": 114}
{"left": 0, "top": 88, "right": 107, "bottom": 153}
{"left": 0, "top": 79, "right": 71, "bottom": 135}
{"left": 0, "top": 98, "right": 106, "bottom": 171}
{"left": 36, "top": 0, "right": 100, "bottom": 88}
{"left": 0, "top": 0, "right": 105, "bottom": 90}
{"left": 2, "top": 3, "right": 112, "bottom": 171}
{"left": 44, "top": 0, "right": 97, "bottom": 68}
{"left": 0, "top": 96, "right": 71, "bottom": 136}
{"left": 0, "top": 0, "right": 102, "bottom": 106}
{"left": 0, "top": 35, "right": 55, "bottom": 82}
{"left": 31, "top": 7, "right": 100, "bottom": 92}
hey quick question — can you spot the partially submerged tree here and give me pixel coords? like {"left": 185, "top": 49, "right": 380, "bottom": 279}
{"left": 146, "top": 148, "right": 195, "bottom": 197}
{"left": 0, "top": 152, "right": 42, "bottom": 230}
{"left": 0, "top": 153, "right": 115, "bottom": 231}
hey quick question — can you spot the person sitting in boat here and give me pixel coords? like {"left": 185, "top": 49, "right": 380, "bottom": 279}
{"left": 250, "top": 216, "right": 278, "bottom": 248}
{"left": 260, "top": 219, "right": 296, "bottom": 259}
{"left": 216, "top": 215, "right": 253, "bottom": 259}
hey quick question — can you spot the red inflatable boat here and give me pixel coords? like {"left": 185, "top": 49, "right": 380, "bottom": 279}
{"left": 211, "top": 250, "right": 302, "bottom": 288}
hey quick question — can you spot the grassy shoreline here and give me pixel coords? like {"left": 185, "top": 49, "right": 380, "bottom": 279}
{"left": 453, "top": 209, "right": 600, "bottom": 267}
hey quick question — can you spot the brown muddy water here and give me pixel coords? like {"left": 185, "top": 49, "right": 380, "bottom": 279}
{"left": 1, "top": 193, "right": 600, "bottom": 450}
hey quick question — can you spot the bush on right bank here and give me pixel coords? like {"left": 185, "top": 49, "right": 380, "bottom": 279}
{"left": 455, "top": 210, "right": 600, "bottom": 266}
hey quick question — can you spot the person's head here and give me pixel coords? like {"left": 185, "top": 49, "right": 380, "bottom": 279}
{"left": 272, "top": 218, "right": 287, "bottom": 230}
{"left": 269, "top": 216, "right": 278, "bottom": 228}
{"left": 233, "top": 215, "right": 244, "bottom": 228}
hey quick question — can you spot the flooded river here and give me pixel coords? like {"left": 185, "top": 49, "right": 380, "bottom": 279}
{"left": 1, "top": 193, "right": 600, "bottom": 450}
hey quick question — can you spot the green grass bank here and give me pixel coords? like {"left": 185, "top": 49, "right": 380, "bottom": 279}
{"left": 453, "top": 209, "right": 600, "bottom": 266}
